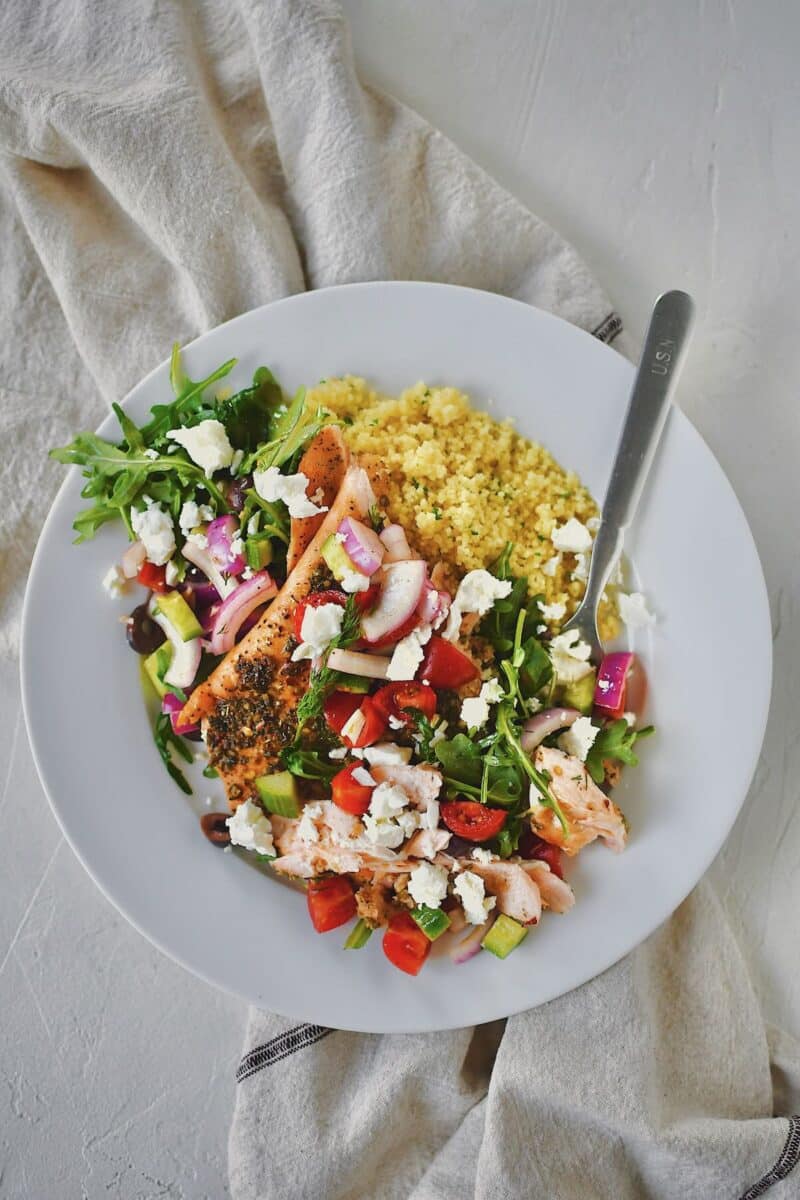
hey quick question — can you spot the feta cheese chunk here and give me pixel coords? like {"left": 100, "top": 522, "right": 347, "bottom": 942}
{"left": 571, "top": 553, "right": 589, "bottom": 583}
{"left": 168, "top": 419, "right": 234, "bottom": 475}
{"left": 443, "top": 570, "right": 513, "bottom": 641}
{"left": 362, "top": 743, "right": 413, "bottom": 766}
{"left": 471, "top": 847, "right": 497, "bottom": 865}
{"left": 551, "top": 517, "right": 593, "bottom": 554}
{"left": 328, "top": 746, "right": 349, "bottom": 761}
{"left": 340, "top": 707, "right": 366, "bottom": 745}
{"left": 387, "top": 624, "right": 432, "bottom": 681}
{"left": 408, "top": 862, "right": 449, "bottom": 909}
{"left": 131, "top": 500, "right": 176, "bottom": 566}
{"left": 558, "top": 715, "right": 600, "bottom": 762}
{"left": 297, "top": 802, "right": 323, "bottom": 845}
{"left": 102, "top": 564, "right": 127, "bottom": 597}
{"left": 340, "top": 569, "right": 371, "bottom": 594}
{"left": 361, "top": 815, "right": 406, "bottom": 849}
{"left": 542, "top": 553, "right": 561, "bottom": 578}
{"left": 351, "top": 766, "right": 377, "bottom": 787}
{"left": 290, "top": 602, "right": 344, "bottom": 662}
{"left": 368, "top": 782, "right": 409, "bottom": 819}
{"left": 421, "top": 797, "right": 440, "bottom": 831}
{"left": 252, "top": 466, "right": 328, "bottom": 518}
{"left": 226, "top": 799, "right": 275, "bottom": 856}
{"left": 454, "top": 870, "right": 496, "bottom": 925}
{"left": 618, "top": 591, "right": 656, "bottom": 630}
{"left": 549, "top": 628, "right": 593, "bottom": 683}
{"left": 179, "top": 499, "right": 215, "bottom": 536}
{"left": 623, "top": 711, "right": 637, "bottom": 727}
{"left": 540, "top": 601, "right": 566, "bottom": 622}
{"left": 460, "top": 677, "right": 504, "bottom": 729}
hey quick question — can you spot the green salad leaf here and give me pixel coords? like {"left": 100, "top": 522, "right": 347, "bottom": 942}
{"left": 585, "top": 720, "right": 654, "bottom": 785}
{"left": 153, "top": 711, "right": 193, "bottom": 795}
{"left": 280, "top": 747, "right": 339, "bottom": 782}
{"left": 215, "top": 366, "right": 284, "bottom": 453}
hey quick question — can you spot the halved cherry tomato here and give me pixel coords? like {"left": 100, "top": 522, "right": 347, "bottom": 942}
{"left": 440, "top": 800, "right": 507, "bottom": 842}
{"left": 137, "top": 561, "right": 169, "bottom": 594}
{"left": 306, "top": 876, "right": 357, "bottom": 932}
{"left": 348, "top": 695, "right": 387, "bottom": 748}
{"left": 518, "top": 830, "right": 564, "bottom": 879}
{"left": 331, "top": 762, "right": 374, "bottom": 816}
{"left": 382, "top": 911, "right": 432, "bottom": 976}
{"left": 355, "top": 583, "right": 381, "bottom": 614}
{"left": 419, "top": 635, "right": 479, "bottom": 689}
{"left": 364, "top": 610, "right": 421, "bottom": 650}
{"left": 293, "top": 589, "right": 346, "bottom": 640}
{"left": 372, "top": 681, "right": 437, "bottom": 727}
{"left": 323, "top": 690, "right": 363, "bottom": 735}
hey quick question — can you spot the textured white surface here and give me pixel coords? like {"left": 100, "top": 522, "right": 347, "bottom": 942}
{"left": 3, "top": 2, "right": 799, "bottom": 1195}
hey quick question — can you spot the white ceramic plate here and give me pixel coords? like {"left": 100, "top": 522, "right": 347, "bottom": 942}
{"left": 21, "top": 283, "right": 771, "bottom": 1033}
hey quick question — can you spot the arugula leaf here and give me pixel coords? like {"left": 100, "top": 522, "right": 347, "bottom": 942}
{"left": 495, "top": 702, "right": 568, "bottom": 832}
{"left": 240, "top": 387, "right": 333, "bottom": 475}
{"left": 495, "top": 814, "right": 523, "bottom": 859}
{"left": 585, "top": 720, "right": 654, "bottom": 785}
{"left": 139, "top": 346, "right": 237, "bottom": 443}
{"left": 153, "top": 711, "right": 193, "bottom": 794}
{"left": 280, "top": 747, "right": 338, "bottom": 782}
{"left": 434, "top": 733, "right": 523, "bottom": 808}
{"left": 215, "top": 367, "right": 284, "bottom": 453}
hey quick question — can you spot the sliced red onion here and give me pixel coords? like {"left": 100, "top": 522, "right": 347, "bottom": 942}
{"left": 183, "top": 537, "right": 238, "bottom": 599}
{"left": 337, "top": 517, "right": 385, "bottom": 575}
{"left": 207, "top": 515, "right": 246, "bottom": 575}
{"left": 450, "top": 912, "right": 498, "bottom": 964}
{"left": 361, "top": 560, "right": 427, "bottom": 644}
{"left": 417, "top": 580, "right": 450, "bottom": 625}
{"left": 206, "top": 571, "right": 277, "bottom": 655}
{"left": 180, "top": 579, "right": 219, "bottom": 609}
{"left": 520, "top": 708, "right": 581, "bottom": 753}
{"left": 121, "top": 540, "right": 146, "bottom": 579}
{"left": 161, "top": 692, "right": 200, "bottom": 736}
{"left": 379, "top": 524, "right": 413, "bottom": 562}
{"left": 326, "top": 647, "right": 391, "bottom": 679}
{"left": 239, "top": 603, "right": 268, "bottom": 638}
{"left": 594, "top": 652, "right": 635, "bottom": 720}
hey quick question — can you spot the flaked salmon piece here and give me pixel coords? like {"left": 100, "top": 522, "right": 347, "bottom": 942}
{"left": 181, "top": 465, "right": 376, "bottom": 806}
{"left": 520, "top": 860, "right": 575, "bottom": 914}
{"left": 271, "top": 801, "right": 418, "bottom": 880}
{"left": 405, "top": 827, "right": 451, "bottom": 860}
{"left": 286, "top": 426, "right": 350, "bottom": 574}
{"left": 532, "top": 746, "right": 628, "bottom": 855}
{"left": 468, "top": 860, "right": 543, "bottom": 926}
{"left": 369, "top": 762, "right": 443, "bottom": 809}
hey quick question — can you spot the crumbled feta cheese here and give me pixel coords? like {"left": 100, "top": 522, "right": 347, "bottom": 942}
{"left": 369, "top": 782, "right": 409, "bottom": 819}
{"left": 241, "top": 566, "right": 255, "bottom": 581}
{"left": 610, "top": 558, "right": 625, "bottom": 587}
{"left": 571, "top": 553, "right": 589, "bottom": 583}
{"left": 340, "top": 707, "right": 366, "bottom": 745}
{"left": 131, "top": 501, "right": 176, "bottom": 565}
{"left": 231, "top": 449, "right": 244, "bottom": 473}
{"left": 143, "top": 447, "right": 159, "bottom": 460}
{"left": 537, "top": 624, "right": 547, "bottom": 635}
{"left": 297, "top": 802, "right": 323, "bottom": 845}
{"left": 623, "top": 711, "right": 637, "bottom": 726}
{"left": 387, "top": 624, "right": 432, "bottom": 681}
{"left": 352, "top": 766, "right": 376, "bottom": 787}
{"left": 290, "top": 602, "right": 344, "bottom": 662}
{"left": 471, "top": 847, "right": 497, "bottom": 865}
{"left": 551, "top": 517, "right": 593, "bottom": 554}
{"left": 558, "top": 715, "right": 600, "bottom": 762}
{"left": 586, "top": 515, "right": 601, "bottom": 533}
{"left": 362, "top": 743, "right": 413, "bottom": 766}
{"left": 168, "top": 419, "right": 234, "bottom": 476}
{"left": 618, "top": 591, "right": 656, "bottom": 630}
{"left": 340, "top": 569, "right": 370, "bottom": 594}
{"left": 460, "top": 695, "right": 490, "bottom": 730}
{"left": 230, "top": 536, "right": 245, "bottom": 558}
{"left": 328, "top": 746, "right": 349, "bottom": 761}
{"left": 179, "top": 499, "right": 215, "bottom": 536}
{"left": 165, "top": 559, "right": 181, "bottom": 587}
{"left": 481, "top": 678, "right": 504, "bottom": 704}
{"left": 361, "top": 815, "right": 406, "bottom": 848}
{"left": 395, "top": 810, "right": 422, "bottom": 837}
{"left": 226, "top": 799, "right": 275, "bottom": 856}
{"left": 540, "top": 601, "right": 566, "bottom": 622}
{"left": 421, "top": 798, "right": 440, "bottom": 831}
{"left": 102, "top": 564, "right": 127, "bottom": 597}
{"left": 408, "top": 862, "right": 449, "bottom": 909}
{"left": 185, "top": 531, "right": 208, "bottom": 550}
{"left": 252, "top": 466, "right": 328, "bottom": 518}
{"left": 454, "top": 871, "right": 496, "bottom": 925}
{"left": 388, "top": 715, "right": 404, "bottom": 731}
{"left": 443, "top": 570, "right": 513, "bottom": 641}
{"left": 549, "top": 628, "right": 593, "bottom": 683}
{"left": 542, "top": 553, "right": 561, "bottom": 577}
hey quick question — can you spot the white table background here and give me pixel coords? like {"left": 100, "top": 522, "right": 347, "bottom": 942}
{"left": 3, "top": 3, "right": 799, "bottom": 1196}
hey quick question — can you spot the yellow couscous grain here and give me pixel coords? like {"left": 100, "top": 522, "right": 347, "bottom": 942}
{"left": 307, "top": 377, "right": 617, "bottom": 637}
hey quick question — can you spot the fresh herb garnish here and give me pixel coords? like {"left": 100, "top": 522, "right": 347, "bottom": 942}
{"left": 280, "top": 747, "right": 339, "bottom": 782}
{"left": 368, "top": 503, "right": 383, "bottom": 532}
{"left": 295, "top": 596, "right": 362, "bottom": 732}
{"left": 153, "top": 712, "right": 193, "bottom": 795}
{"left": 585, "top": 720, "right": 654, "bottom": 785}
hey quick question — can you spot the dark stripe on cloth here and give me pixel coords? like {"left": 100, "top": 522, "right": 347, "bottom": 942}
{"left": 591, "top": 311, "right": 623, "bottom": 344}
{"left": 236, "top": 1023, "right": 332, "bottom": 1083}
{"left": 738, "top": 1115, "right": 800, "bottom": 1199}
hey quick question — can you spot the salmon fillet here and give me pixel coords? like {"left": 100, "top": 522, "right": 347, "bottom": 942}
{"left": 532, "top": 746, "right": 628, "bottom": 855}
{"left": 181, "top": 464, "right": 376, "bottom": 807}
{"left": 286, "top": 426, "right": 350, "bottom": 574}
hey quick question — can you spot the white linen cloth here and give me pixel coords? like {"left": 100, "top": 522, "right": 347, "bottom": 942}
{"left": 0, "top": 2, "right": 797, "bottom": 1196}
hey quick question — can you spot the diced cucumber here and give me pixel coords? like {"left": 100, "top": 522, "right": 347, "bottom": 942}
{"left": 246, "top": 534, "right": 273, "bottom": 570}
{"left": 344, "top": 918, "right": 373, "bottom": 949}
{"left": 559, "top": 668, "right": 597, "bottom": 715}
{"left": 143, "top": 643, "right": 174, "bottom": 699}
{"left": 481, "top": 913, "right": 528, "bottom": 959}
{"left": 334, "top": 674, "right": 372, "bottom": 695}
{"left": 154, "top": 591, "right": 203, "bottom": 642}
{"left": 321, "top": 533, "right": 358, "bottom": 582}
{"left": 255, "top": 771, "right": 300, "bottom": 817}
{"left": 411, "top": 905, "right": 451, "bottom": 941}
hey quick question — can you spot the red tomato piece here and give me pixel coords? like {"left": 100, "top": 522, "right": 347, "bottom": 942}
{"left": 306, "top": 876, "right": 357, "bottom": 933}
{"left": 518, "top": 830, "right": 564, "bottom": 878}
{"left": 372, "top": 681, "right": 437, "bottom": 727}
{"left": 323, "top": 690, "right": 363, "bottom": 736}
{"left": 440, "top": 800, "right": 507, "bottom": 842}
{"left": 137, "top": 561, "right": 169, "bottom": 594}
{"left": 348, "top": 696, "right": 387, "bottom": 748}
{"left": 331, "top": 762, "right": 374, "bottom": 816}
{"left": 382, "top": 911, "right": 432, "bottom": 976}
{"left": 419, "top": 635, "right": 479, "bottom": 689}
{"left": 365, "top": 610, "right": 421, "bottom": 650}
{"left": 293, "top": 589, "right": 346, "bottom": 641}
{"left": 354, "top": 583, "right": 381, "bottom": 614}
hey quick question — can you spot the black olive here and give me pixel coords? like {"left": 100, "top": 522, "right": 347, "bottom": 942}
{"left": 126, "top": 604, "right": 166, "bottom": 655}
{"left": 182, "top": 727, "right": 204, "bottom": 742}
{"left": 200, "top": 812, "right": 231, "bottom": 846}
{"left": 227, "top": 475, "right": 252, "bottom": 512}
{"left": 184, "top": 564, "right": 206, "bottom": 585}
{"left": 446, "top": 835, "right": 473, "bottom": 859}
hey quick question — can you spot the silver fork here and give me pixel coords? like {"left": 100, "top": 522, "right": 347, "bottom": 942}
{"left": 560, "top": 290, "right": 695, "bottom": 660}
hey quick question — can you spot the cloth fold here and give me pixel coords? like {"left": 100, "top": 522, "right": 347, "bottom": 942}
{"left": 1, "top": 1, "right": 798, "bottom": 1197}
